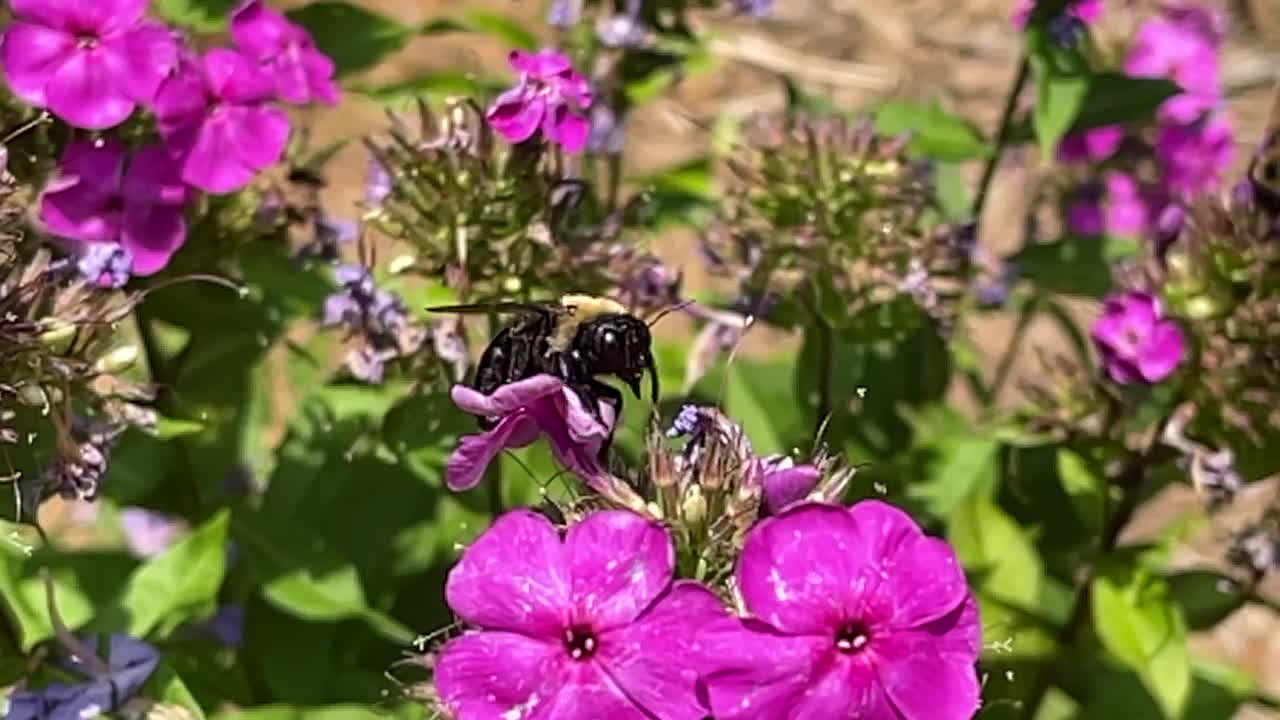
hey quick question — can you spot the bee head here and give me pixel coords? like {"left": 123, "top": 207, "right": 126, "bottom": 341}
{"left": 574, "top": 314, "right": 659, "bottom": 401}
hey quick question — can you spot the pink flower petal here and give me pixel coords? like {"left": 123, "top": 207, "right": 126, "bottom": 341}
{"left": 434, "top": 631, "right": 564, "bottom": 720}
{"left": 876, "top": 612, "right": 982, "bottom": 720}
{"left": 61, "top": 139, "right": 128, "bottom": 188}
{"left": 230, "top": 0, "right": 292, "bottom": 58}
{"left": 111, "top": 23, "right": 179, "bottom": 105}
{"left": 202, "top": 47, "right": 273, "bottom": 103}
{"left": 122, "top": 146, "right": 188, "bottom": 207}
{"left": 0, "top": 21, "right": 75, "bottom": 107}
{"left": 762, "top": 464, "right": 821, "bottom": 514}
{"left": 227, "top": 104, "right": 290, "bottom": 173}
{"left": 69, "top": 0, "right": 147, "bottom": 35}
{"left": 558, "top": 386, "right": 614, "bottom": 443}
{"left": 1137, "top": 320, "right": 1185, "bottom": 382}
{"left": 444, "top": 509, "right": 570, "bottom": 635}
{"left": 1066, "top": 193, "right": 1105, "bottom": 236}
{"left": 178, "top": 114, "right": 257, "bottom": 194}
{"left": 302, "top": 49, "right": 340, "bottom": 105}
{"left": 737, "top": 502, "right": 868, "bottom": 635}
{"left": 849, "top": 500, "right": 969, "bottom": 628}
{"left": 446, "top": 411, "right": 541, "bottom": 491}
{"left": 487, "top": 86, "right": 545, "bottom": 144}
{"left": 39, "top": 182, "right": 121, "bottom": 243}
{"left": 697, "top": 621, "right": 830, "bottom": 719}
{"left": 786, "top": 657, "right": 882, "bottom": 719}
{"left": 44, "top": 47, "right": 134, "bottom": 129}
{"left": 596, "top": 582, "right": 729, "bottom": 720}
{"left": 121, "top": 204, "right": 186, "bottom": 275}
{"left": 509, "top": 48, "right": 571, "bottom": 77}
{"left": 9, "top": 0, "right": 75, "bottom": 28}
{"left": 545, "top": 103, "right": 589, "bottom": 154}
{"left": 564, "top": 511, "right": 673, "bottom": 631}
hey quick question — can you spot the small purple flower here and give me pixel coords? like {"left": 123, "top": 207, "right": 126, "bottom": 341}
{"left": 697, "top": 501, "right": 981, "bottom": 720}
{"left": 76, "top": 242, "right": 133, "bottom": 289}
{"left": 732, "top": 0, "right": 774, "bottom": 18}
{"left": 547, "top": 0, "right": 583, "bottom": 28}
{"left": 757, "top": 456, "right": 821, "bottom": 514}
{"left": 119, "top": 506, "right": 184, "bottom": 558}
{"left": 364, "top": 152, "right": 392, "bottom": 207}
{"left": 434, "top": 509, "right": 727, "bottom": 720}
{"left": 0, "top": 0, "right": 179, "bottom": 129}
{"left": 1056, "top": 125, "right": 1124, "bottom": 165}
{"left": 154, "top": 48, "right": 291, "bottom": 194}
{"left": 5, "top": 634, "right": 159, "bottom": 719}
{"left": 1155, "top": 115, "right": 1234, "bottom": 198}
{"left": 1091, "top": 291, "right": 1186, "bottom": 384}
{"left": 230, "top": 0, "right": 340, "bottom": 106}
{"left": 1065, "top": 172, "right": 1161, "bottom": 238}
{"left": 446, "top": 375, "right": 616, "bottom": 492}
{"left": 486, "top": 49, "right": 592, "bottom": 153}
{"left": 39, "top": 139, "right": 191, "bottom": 276}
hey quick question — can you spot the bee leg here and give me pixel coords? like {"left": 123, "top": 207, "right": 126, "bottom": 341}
{"left": 587, "top": 380, "right": 624, "bottom": 465}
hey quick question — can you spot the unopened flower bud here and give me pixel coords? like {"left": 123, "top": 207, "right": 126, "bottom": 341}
{"left": 94, "top": 345, "right": 139, "bottom": 374}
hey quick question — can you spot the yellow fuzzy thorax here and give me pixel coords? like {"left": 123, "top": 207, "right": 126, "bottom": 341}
{"left": 549, "top": 294, "right": 627, "bottom": 353}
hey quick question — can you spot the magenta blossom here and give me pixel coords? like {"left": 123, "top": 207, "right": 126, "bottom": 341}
{"left": 1091, "top": 291, "right": 1185, "bottom": 384}
{"left": 39, "top": 139, "right": 190, "bottom": 275}
{"left": 0, "top": 0, "right": 178, "bottom": 129}
{"left": 757, "top": 456, "right": 821, "bottom": 515}
{"left": 1155, "top": 115, "right": 1234, "bottom": 198}
{"left": 447, "top": 375, "right": 615, "bottom": 492}
{"left": 486, "top": 49, "right": 593, "bottom": 153}
{"left": 434, "top": 509, "right": 727, "bottom": 720}
{"left": 154, "top": 48, "right": 290, "bottom": 194}
{"left": 1056, "top": 125, "right": 1124, "bottom": 165}
{"left": 1124, "top": 5, "right": 1224, "bottom": 99}
{"left": 230, "top": 0, "right": 339, "bottom": 106}
{"left": 697, "top": 501, "right": 981, "bottom": 720}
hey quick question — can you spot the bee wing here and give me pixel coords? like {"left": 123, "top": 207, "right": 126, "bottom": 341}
{"left": 426, "top": 301, "right": 558, "bottom": 315}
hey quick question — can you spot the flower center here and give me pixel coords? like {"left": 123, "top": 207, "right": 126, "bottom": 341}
{"left": 563, "top": 625, "right": 598, "bottom": 661}
{"left": 834, "top": 621, "right": 871, "bottom": 654}
{"left": 76, "top": 35, "right": 100, "bottom": 50}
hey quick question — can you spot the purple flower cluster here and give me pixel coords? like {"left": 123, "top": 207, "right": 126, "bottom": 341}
{"left": 320, "top": 264, "right": 424, "bottom": 384}
{"left": 433, "top": 501, "right": 980, "bottom": 720}
{"left": 3, "top": 0, "right": 340, "bottom": 279}
{"left": 487, "top": 49, "right": 593, "bottom": 153}
{"left": 1061, "top": 4, "right": 1232, "bottom": 242}
{"left": 5, "top": 634, "right": 159, "bottom": 719}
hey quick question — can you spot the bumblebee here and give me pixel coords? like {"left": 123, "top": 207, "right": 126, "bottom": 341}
{"left": 1248, "top": 81, "right": 1280, "bottom": 217}
{"left": 429, "top": 294, "right": 659, "bottom": 445}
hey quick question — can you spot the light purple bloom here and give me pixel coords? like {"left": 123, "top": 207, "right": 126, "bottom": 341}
{"left": 434, "top": 509, "right": 727, "bottom": 720}
{"left": 1155, "top": 115, "right": 1234, "bottom": 198}
{"left": 697, "top": 501, "right": 981, "bottom": 720}
{"left": 154, "top": 48, "right": 291, "bottom": 194}
{"left": 732, "top": 0, "right": 774, "bottom": 18}
{"left": 364, "top": 153, "right": 392, "bottom": 207}
{"left": 76, "top": 242, "right": 133, "bottom": 289}
{"left": 547, "top": 0, "right": 583, "bottom": 28}
{"left": 230, "top": 0, "right": 339, "bottom": 106}
{"left": 1056, "top": 125, "right": 1124, "bottom": 165}
{"left": 4, "top": 634, "right": 159, "bottom": 719}
{"left": 486, "top": 49, "right": 592, "bottom": 153}
{"left": 119, "top": 506, "right": 184, "bottom": 558}
{"left": 446, "top": 375, "right": 615, "bottom": 492}
{"left": 0, "top": 0, "right": 179, "bottom": 129}
{"left": 39, "top": 139, "right": 190, "bottom": 275}
{"left": 1091, "top": 291, "right": 1186, "bottom": 384}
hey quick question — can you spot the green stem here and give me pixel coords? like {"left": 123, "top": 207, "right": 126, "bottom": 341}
{"left": 801, "top": 292, "right": 835, "bottom": 440}
{"left": 972, "top": 56, "right": 1031, "bottom": 222}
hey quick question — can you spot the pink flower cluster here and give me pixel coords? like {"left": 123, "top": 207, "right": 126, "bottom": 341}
{"left": 1091, "top": 290, "right": 1185, "bottom": 384}
{"left": 1062, "top": 3, "right": 1232, "bottom": 242}
{"left": 1, "top": 0, "right": 339, "bottom": 281}
{"left": 486, "top": 49, "right": 592, "bottom": 154}
{"left": 435, "top": 502, "right": 980, "bottom": 720}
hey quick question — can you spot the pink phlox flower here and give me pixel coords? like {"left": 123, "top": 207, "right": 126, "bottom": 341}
{"left": 1155, "top": 114, "right": 1234, "bottom": 199}
{"left": 1091, "top": 290, "right": 1186, "bottom": 384}
{"left": 230, "top": 0, "right": 339, "bottom": 106}
{"left": 446, "top": 374, "right": 616, "bottom": 492}
{"left": 153, "top": 48, "right": 291, "bottom": 194}
{"left": 434, "top": 509, "right": 728, "bottom": 720}
{"left": 39, "top": 139, "right": 191, "bottom": 275}
{"left": 486, "top": 49, "right": 593, "bottom": 153}
{"left": 696, "top": 500, "right": 982, "bottom": 720}
{"left": 1056, "top": 125, "right": 1125, "bottom": 165}
{"left": 0, "top": 0, "right": 179, "bottom": 129}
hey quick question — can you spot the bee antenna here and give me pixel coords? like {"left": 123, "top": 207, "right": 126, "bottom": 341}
{"left": 647, "top": 299, "right": 694, "bottom": 328}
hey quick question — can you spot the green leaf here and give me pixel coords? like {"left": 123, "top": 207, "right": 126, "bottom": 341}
{"left": 286, "top": 2, "right": 414, "bottom": 77}
{"left": 0, "top": 559, "right": 94, "bottom": 651}
{"left": 949, "top": 496, "right": 1044, "bottom": 609}
{"left": 1057, "top": 448, "right": 1105, "bottom": 535}
{"left": 108, "top": 510, "right": 230, "bottom": 637}
{"left": 146, "top": 661, "right": 208, "bottom": 720}
{"left": 144, "top": 415, "right": 206, "bottom": 439}
{"left": 459, "top": 10, "right": 538, "bottom": 51}
{"left": 873, "top": 100, "right": 990, "bottom": 161}
{"left": 1165, "top": 570, "right": 1249, "bottom": 631}
{"left": 1091, "top": 560, "right": 1192, "bottom": 718}
{"left": 149, "top": 0, "right": 237, "bottom": 32}
{"left": 1070, "top": 74, "right": 1181, "bottom": 132}
{"left": 1026, "top": 27, "right": 1091, "bottom": 163}
{"left": 1014, "top": 235, "right": 1141, "bottom": 297}
{"left": 352, "top": 73, "right": 504, "bottom": 105}
{"left": 900, "top": 406, "right": 1000, "bottom": 518}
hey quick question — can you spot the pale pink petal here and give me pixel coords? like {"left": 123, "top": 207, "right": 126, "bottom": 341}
{"left": 45, "top": 48, "right": 134, "bottom": 129}
{"left": 446, "top": 411, "right": 540, "bottom": 491}
{"left": 877, "top": 623, "right": 981, "bottom": 720}
{"left": 451, "top": 375, "right": 565, "bottom": 417}
{"left": 596, "top": 581, "right": 729, "bottom": 720}
{"left": 697, "top": 620, "right": 830, "bottom": 720}
{"left": 563, "top": 511, "right": 673, "bottom": 631}
{"left": 444, "top": 509, "right": 570, "bottom": 635}
{"left": 737, "top": 502, "right": 867, "bottom": 635}
{"left": 434, "top": 631, "right": 565, "bottom": 720}
{"left": 0, "top": 22, "right": 75, "bottom": 106}
{"left": 487, "top": 86, "right": 545, "bottom": 144}
{"left": 121, "top": 204, "right": 186, "bottom": 275}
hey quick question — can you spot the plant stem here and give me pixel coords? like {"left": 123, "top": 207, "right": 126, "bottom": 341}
{"left": 801, "top": 293, "right": 835, "bottom": 440}
{"left": 134, "top": 300, "right": 203, "bottom": 518}
{"left": 972, "top": 56, "right": 1031, "bottom": 223}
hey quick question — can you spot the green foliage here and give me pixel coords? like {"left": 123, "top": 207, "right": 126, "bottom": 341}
{"left": 873, "top": 100, "right": 991, "bottom": 161}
